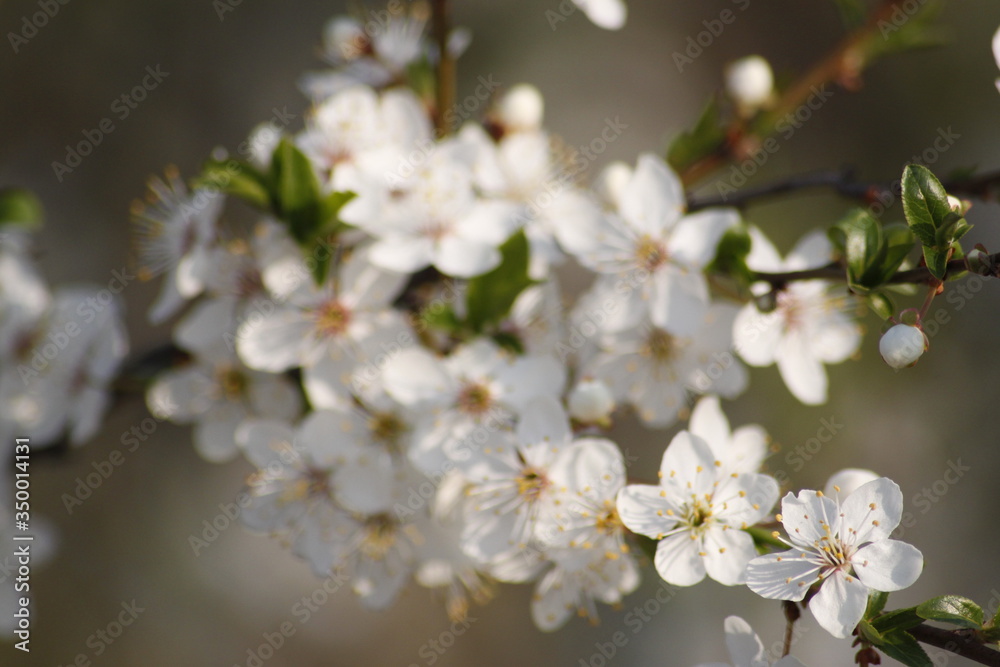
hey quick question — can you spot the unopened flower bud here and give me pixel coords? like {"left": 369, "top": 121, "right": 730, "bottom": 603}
{"left": 879, "top": 324, "right": 927, "bottom": 369}
{"left": 725, "top": 56, "right": 774, "bottom": 114}
{"left": 568, "top": 379, "right": 615, "bottom": 426}
{"left": 497, "top": 84, "right": 544, "bottom": 132}
{"left": 324, "top": 17, "right": 367, "bottom": 60}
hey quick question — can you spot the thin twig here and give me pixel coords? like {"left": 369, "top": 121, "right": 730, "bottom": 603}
{"left": 751, "top": 252, "right": 1000, "bottom": 289}
{"left": 679, "top": 0, "right": 916, "bottom": 187}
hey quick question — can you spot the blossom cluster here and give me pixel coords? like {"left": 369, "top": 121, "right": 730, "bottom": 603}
{"left": 135, "top": 6, "right": 927, "bottom": 650}
{"left": 0, "top": 211, "right": 127, "bottom": 634}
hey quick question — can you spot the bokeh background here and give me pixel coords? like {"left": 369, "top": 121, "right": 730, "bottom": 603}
{"left": 3, "top": 0, "right": 1000, "bottom": 664}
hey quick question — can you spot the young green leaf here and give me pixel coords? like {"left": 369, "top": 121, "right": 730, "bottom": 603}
{"left": 707, "top": 224, "right": 753, "bottom": 288}
{"left": 872, "top": 607, "right": 923, "bottom": 633}
{"left": 916, "top": 595, "right": 984, "bottom": 629}
{"left": 866, "top": 591, "right": 891, "bottom": 619}
{"left": 901, "top": 164, "right": 952, "bottom": 237}
{"left": 866, "top": 292, "right": 894, "bottom": 320}
{"left": 876, "top": 629, "right": 933, "bottom": 667}
{"left": 194, "top": 159, "right": 271, "bottom": 210}
{"left": 269, "top": 138, "right": 323, "bottom": 244}
{"left": 0, "top": 188, "right": 44, "bottom": 230}
{"left": 465, "top": 230, "right": 535, "bottom": 333}
{"left": 667, "top": 97, "right": 726, "bottom": 173}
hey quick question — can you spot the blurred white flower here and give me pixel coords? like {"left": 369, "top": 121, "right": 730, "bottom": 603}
{"left": 725, "top": 55, "right": 775, "bottom": 114}
{"left": 573, "top": 0, "right": 627, "bottom": 30}
{"left": 693, "top": 616, "right": 806, "bottom": 667}
{"left": 733, "top": 228, "right": 861, "bottom": 405}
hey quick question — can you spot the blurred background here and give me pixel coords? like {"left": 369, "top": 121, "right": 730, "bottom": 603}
{"left": 2, "top": 0, "right": 1000, "bottom": 664}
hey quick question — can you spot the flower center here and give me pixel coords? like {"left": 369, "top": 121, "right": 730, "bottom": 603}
{"left": 368, "top": 411, "right": 407, "bottom": 450}
{"left": 457, "top": 382, "right": 493, "bottom": 416}
{"left": 216, "top": 365, "right": 248, "bottom": 399}
{"left": 594, "top": 501, "right": 624, "bottom": 536}
{"left": 361, "top": 513, "right": 399, "bottom": 560}
{"left": 314, "top": 300, "right": 352, "bottom": 337}
{"left": 634, "top": 235, "right": 668, "bottom": 272}
{"left": 515, "top": 466, "right": 550, "bottom": 501}
{"left": 644, "top": 329, "right": 676, "bottom": 362}
{"left": 683, "top": 497, "right": 714, "bottom": 534}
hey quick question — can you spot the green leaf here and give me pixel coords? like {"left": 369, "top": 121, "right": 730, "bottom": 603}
{"left": 867, "top": 591, "right": 891, "bottom": 619}
{"left": 418, "top": 304, "right": 463, "bottom": 334}
{"left": 916, "top": 596, "right": 984, "bottom": 629}
{"left": 667, "top": 97, "right": 726, "bottom": 173}
{"left": 193, "top": 159, "right": 270, "bottom": 210}
{"left": 859, "top": 619, "right": 885, "bottom": 645}
{"left": 902, "top": 164, "right": 953, "bottom": 236}
{"left": 492, "top": 331, "right": 525, "bottom": 355}
{"left": 878, "top": 223, "right": 916, "bottom": 283}
{"left": 832, "top": 0, "right": 866, "bottom": 28}
{"left": 866, "top": 292, "right": 894, "bottom": 320}
{"left": 465, "top": 230, "right": 535, "bottom": 333}
{"left": 707, "top": 224, "right": 753, "bottom": 287}
{"left": 877, "top": 629, "right": 933, "bottom": 667}
{"left": 269, "top": 138, "right": 323, "bottom": 244}
{"left": 746, "top": 526, "right": 786, "bottom": 551}
{"left": 922, "top": 245, "right": 950, "bottom": 281}
{"left": 872, "top": 607, "right": 923, "bottom": 633}
{"left": 319, "top": 190, "right": 356, "bottom": 235}
{"left": 0, "top": 188, "right": 43, "bottom": 230}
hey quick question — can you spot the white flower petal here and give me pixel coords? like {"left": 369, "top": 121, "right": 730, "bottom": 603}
{"left": 776, "top": 330, "right": 828, "bottom": 405}
{"left": 667, "top": 209, "right": 738, "bottom": 269}
{"left": 434, "top": 237, "right": 501, "bottom": 278}
{"left": 615, "top": 485, "right": 678, "bottom": 538}
{"left": 620, "top": 153, "right": 684, "bottom": 236}
{"left": 703, "top": 526, "right": 756, "bottom": 586}
{"left": 723, "top": 615, "right": 767, "bottom": 666}
{"left": 649, "top": 266, "right": 709, "bottom": 337}
{"left": 733, "top": 304, "right": 782, "bottom": 366}
{"left": 809, "top": 571, "right": 868, "bottom": 638}
{"left": 839, "top": 477, "right": 903, "bottom": 544}
{"left": 745, "top": 550, "right": 817, "bottom": 601}
{"left": 854, "top": 540, "right": 923, "bottom": 592}
{"left": 654, "top": 532, "right": 705, "bottom": 586}
{"left": 516, "top": 395, "right": 572, "bottom": 447}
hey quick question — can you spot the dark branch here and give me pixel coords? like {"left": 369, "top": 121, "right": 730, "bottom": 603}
{"left": 687, "top": 167, "right": 1000, "bottom": 212}
{"left": 750, "top": 253, "right": 1000, "bottom": 289}
{"left": 909, "top": 624, "right": 1000, "bottom": 666}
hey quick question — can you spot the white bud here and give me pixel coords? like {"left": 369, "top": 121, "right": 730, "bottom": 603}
{"left": 568, "top": 379, "right": 615, "bottom": 425}
{"left": 324, "top": 17, "right": 367, "bottom": 60}
{"left": 879, "top": 324, "right": 927, "bottom": 369}
{"left": 593, "top": 161, "right": 632, "bottom": 209}
{"left": 725, "top": 55, "right": 774, "bottom": 113}
{"left": 497, "top": 84, "right": 544, "bottom": 132}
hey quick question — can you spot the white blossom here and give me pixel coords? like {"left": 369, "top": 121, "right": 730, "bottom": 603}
{"left": 617, "top": 431, "right": 778, "bottom": 586}
{"left": 746, "top": 479, "right": 924, "bottom": 638}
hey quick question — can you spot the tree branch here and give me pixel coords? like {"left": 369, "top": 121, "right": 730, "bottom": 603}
{"left": 750, "top": 252, "right": 1000, "bottom": 289}
{"left": 909, "top": 624, "right": 1000, "bottom": 666}
{"left": 679, "top": 0, "right": 921, "bottom": 187}
{"left": 687, "top": 167, "right": 1000, "bottom": 212}
{"left": 431, "top": 0, "right": 456, "bottom": 137}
